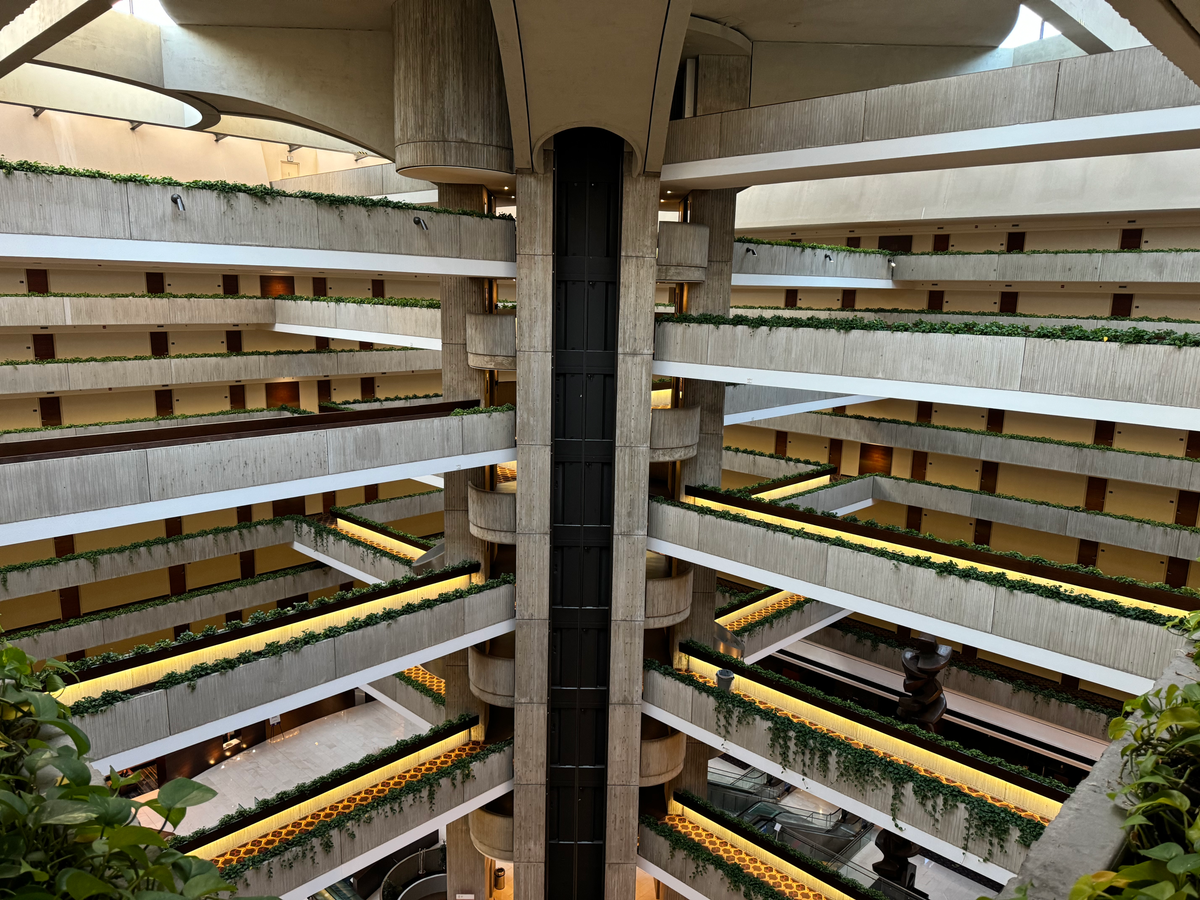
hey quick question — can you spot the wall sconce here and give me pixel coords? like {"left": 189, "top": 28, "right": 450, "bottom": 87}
{"left": 170, "top": 194, "right": 185, "bottom": 212}
{"left": 823, "top": 253, "right": 832, "bottom": 261}
{"left": 744, "top": 246, "right": 756, "bottom": 256}
{"left": 889, "top": 260, "right": 896, "bottom": 269}
{"left": 413, "top": 216, "right": 429, "bottom": 231}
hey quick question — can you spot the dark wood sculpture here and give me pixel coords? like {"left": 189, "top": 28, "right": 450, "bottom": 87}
{"left": 897, "top": 631, "right": 952, "bottom": 730}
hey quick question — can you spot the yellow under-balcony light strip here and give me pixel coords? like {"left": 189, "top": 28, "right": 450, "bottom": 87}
{"left": 689, "top": 495, "right": 1182, "bottom": 617}
{"left": 715, "top": 590, "right": 801, "bottom": 632}
{"left": 661, "top": 804, "right": 842, "bottom": 900}
{"left": 186, "top": 728, "right": 473, "bottom": 862}
{"left": 651, "top": 388, "right": 673, "bottom": 409}
{"left": 681, "top": 657, "right": 1059, "bottom": 822}
{"left": 334, "top": 518, "right": 427, "bottom": 559}
{"left": 58, "top": 573, "right": 473, "bottom": 705}
{"left": 752, "top": 474, "right": 832, "bottom": 500}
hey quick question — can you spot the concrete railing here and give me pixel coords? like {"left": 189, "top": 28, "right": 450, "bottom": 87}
{"left": 0, "top": 171, "right": 515, "bottom": 262}
{"left": 291, "top": 520, "right": 413, "bottom": 583}
{"left": 655, "top": 320, "right": 1200, "bottom": 415}
{"left": 639, "top": 823, "right": 771, "bottom": 900}
{"left": 894, "top": 250, "right": 1200, "bottom": 287}
{"left": 465, "top": 312, "right": 517, "bottom": 370}
{"left": 639, "top": 720, "right": 687, "bottom": 786}
{"left": 647, "top": 501, "right": 1190, "bottom": 685}
{"left": 467, "top": 632, "right": 515, "bottom": 707}
{"left": 733, "top": 242, "right": 891, "bottom": 281}
{"left": 467, "top": 482, "right": 517, "bottom": 544}
{"left": 12, "top": 564, "right": 341, "bottom": 660}
{"left": 758, "top": 411, "right": 1200, "bottom": 493}
{"left": 721, "top": 448, "right": 825, "bottom": 482}
{"left": 340, "top": 491, "right": 444, "bottom": 527}
{"left": 658, "top": 222, "right": 709, "bottom": 283}
{"left": 0, "top": 408, "right": 516, "bottom": 526}
{"left": 0, "top": 348, "right": 441, "bottom": 396}
{"left": 76, "top": 582, "right": 516, "bottom": 762}
{"left": 730, "top": 599, "right": 848, "bottom": 663}
{"left": 468, "top": 803, "right": 514, "bottom": 862}
{"left": 649, "top": 406, "right": 701, "bottom": 462}
{"left": 231, "top": 745, "right": 513, "bottom": 897}
{"left": 644, "top": 563, "right": 693, "bottom": 629}
{"left": 274, "top": 298, "right": 441, "bottom": 341}
{"left": 801, "top": 475, "right": 1200, "bottom": 559}
{"left": 644, "top": 667, "right": 1033, "bottom": 877}
{"left": 0, "top": 408, "right": 302, "bottom": 445}
{"left": 365, "top": 671, "right": 448, "bottom": 726}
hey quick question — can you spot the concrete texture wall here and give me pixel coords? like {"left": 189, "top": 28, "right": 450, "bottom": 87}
{"left": 466, "top": 483, "right": 517, "bottom": 545}
{"left": 649, "top": 405, "right": 700, "bottom": 462}
{"left": 465, "top": 311, "right": 517, "bottom": 369}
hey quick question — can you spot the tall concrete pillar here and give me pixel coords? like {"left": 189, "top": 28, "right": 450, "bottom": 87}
{"left": 443, "top": 647, "right": 488, "bottom": 900}
{"left": 604, "top": 154, "right": 660, "bottom": 898}
{"left": 512, "top": 150, "right": 554, "bottom": 900}
{"left": 437, "top": 182, "right": 491, "bottom": 569}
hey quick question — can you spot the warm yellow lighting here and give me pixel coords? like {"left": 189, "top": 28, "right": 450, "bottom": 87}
{"left": 689, "top": 495, "right": 1184, "bottom": 617}
{"left": 651, "top": 388, "right": 673, "bottom": 409}
{"left": 59, "top": 574, "right": 473, "bottom": 704}
{"left": 752, "top": 474, "right": 831, "bottom": 500}
{"left": 716, "top": 590, "right": 804, "bottom": 632}
{"left": 335, "top": 517, "right": 427, "bottom": 559}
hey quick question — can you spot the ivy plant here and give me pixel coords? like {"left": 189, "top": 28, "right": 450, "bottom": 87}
{"left": 1, "top": 347, "right": 420, "bottom": 369}
{"left": 393, "top": 670, "right": 446, "bottom": 707}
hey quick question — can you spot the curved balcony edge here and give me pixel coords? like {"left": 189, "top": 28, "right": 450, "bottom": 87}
{"left": 467, "top": 482, "right": 517, "bottom": 545}
{"left": 468, "top": 806, "right": 514, "bottom": 862}
{"left": 468, "top": 644, "right": 515, "bottom": 708}
{"left": 466, "top": 313, "right": 517, "bottom": 370}
{"left": 649, "top": 406, "right": 701, "bottom": 463}
{"left": 645, "top": 563, "right": 694, "bottom": 630}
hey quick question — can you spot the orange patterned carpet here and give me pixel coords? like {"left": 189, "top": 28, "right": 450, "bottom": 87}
{"left": 400, "top": 665, "right": 446, "bottom": 696}
{"left": 210, "top": 741, "right": 483, "bottom": 871}
{"left": 725, "top": 594, "right": 809, "bottom": 633}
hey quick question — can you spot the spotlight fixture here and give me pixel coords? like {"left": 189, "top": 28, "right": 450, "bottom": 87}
{"left": 823, "top": 253, "right": 832, "bottom": 261}
{"left": 745, "top": 246, "right": 757, "bottom": 256}
{"left": 889, "top": 260, "right": 896, "bottom": 268}
{"left": 413, "top": 216, "right": 428, "bottom": 231}
{"left": 170, "top": 194, "right": 185, "bottom": 212}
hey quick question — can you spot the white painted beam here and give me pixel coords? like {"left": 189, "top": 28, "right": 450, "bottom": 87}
{"left": 0, "top": 233, "right": 517, "bottom": 279}
{"left": 91, "top": 616, "right": 515, "bottom": 772}
{"left": 723, "top": 394, "right": 879, "bottom": 426}
{"left": 732, "top": 273, "right": 895, "bottom": 290}
{"left": 642, "top": 699, "right": 1017, "bottom": 883}
{"left": 637, "top": 858, "right": 711, "bottom": 900}
{"left": 742, "top": 606, "right": 851, "bottom": 664}
{"left": 659, "top": 359, "right": 1200, "bottom": 432}
{"left": 1024, "top": 0, "right": 1149, "bottom": 53}
{"left": 828, "top": 498, "right": 875, "bottom": 517}
{"left": 270, "top": 322, "right": 441, "bottom": 351}
{"left": 0, "top": 447, "right": 515, "bottom": 547}
{"left": 290, "top": 541, "right": 382, "bottom": 585}
{"left": 360, "top": 683, "right": 434, "bottom": 731}
{"left": 646, "top": 536, "right": 1155, "bottom": 695}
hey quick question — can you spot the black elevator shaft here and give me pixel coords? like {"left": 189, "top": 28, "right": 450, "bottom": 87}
{"left": 545, "top": 127, "right": 623, "bottom": 898}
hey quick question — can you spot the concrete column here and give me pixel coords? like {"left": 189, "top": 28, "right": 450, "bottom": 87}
{"left": 443, "top": 647, "right": 488, "bottom": 900}
{"left": 675, "top": 189, "right": 737, "bottom": 648}
{"left": 437, "top": 183, "right": 490, "bottom": 569}
{"left": 604, "top": 154, "right": 659, "bottom": 898}
{"left": 513, "top": 150, "right": 554, "bottom": 900}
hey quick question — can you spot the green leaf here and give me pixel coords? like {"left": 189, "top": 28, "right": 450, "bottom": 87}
{"left": 30, "top": 799, "right": 96, "bottom": 826}
{"left": 155, "top": 778, "right": 217, "bottom": 811}
{"left": 180, "top": 871, "right": 232, "bottom": 898}
{"left": 1168, "top": 853, "right": 1200, "bottom": 874}
{"left": 1142, "top": 843, "right": 1184, "bottom": 861}
{"left": 55, "top": 869, "right": 118, "bottom": 900}
{"left": 47, "top": 753, "right": 92, "bottom": 787}
{"left": 103, "top": 825, "right": 169, "bottom": 850}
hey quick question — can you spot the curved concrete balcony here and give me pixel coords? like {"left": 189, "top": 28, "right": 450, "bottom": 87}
{"left": 649, "top": 406, "right": 701, "bottom": 462}
{"left": 644, "top": 552, "right": 693, "bottom": 630}
{"left": 640, "top": 717, "right": 687, "bottom": 786}
{"left": 466, "top": 312, "right": 517, "bottom": 370}
{"left": 468, "top": 632, "right": 515, "bottom": 707}
{"left": 657, "top": 221, "right": 709, "bottom": 283}
{"left": 469, "top": 794, "right": 514, "bottom": 862}
{"left": 467, "top": 481, "right": 517, "bottom": 544}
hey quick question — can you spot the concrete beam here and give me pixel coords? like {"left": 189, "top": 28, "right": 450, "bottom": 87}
{"left": 0, "top": 0, "right": 113, "bottom": 78}
{"left": 1107, "top": 0, "right": 1200, "bottom": 88}
{"left": 1024, "top": 0, "right": 1149, "bottom": 53}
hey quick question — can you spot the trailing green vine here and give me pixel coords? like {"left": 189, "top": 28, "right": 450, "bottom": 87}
{"left": 0, "top": 158, "right": 513, "bottom": 220}
{"left": 173, "top": 714, "right": 475, "bottom": 850}
{"left": 335, "top": 392, "right": 444, "bottom": 406}
{"left": 723, "top": 445, "right": 830, "bottom": 469}
{"left": 219, "top": 739, "right": 512, "bottom": 882}
{"left": 449, "top": 403, "right": 515, "bottom": 416}
{"left": 330, "top": 509, "right": 434, "bottom": 549}
{"left": 729, "top": 303, "right": 1200, "bottom": 327}
{"left": 644, "top": 659, "right": 1045, "bottom": 856}
{"left": 1, "top": 347, "right": 420, "bottom": 368}
{"left": 69, "top": 575, "right": 513, "bottom": 716}
{"left": 727, "top": 596, "right": 816, "bottom": 636}
{"left": 0, "top": 406, "right": 310, "bottom": 439}
{"left": 652, "top": 496, "right": 1178, "bottom": 626}
{"left": 0, "top": 289, "right": 441, "bottom": 309}
{"left": 660, "top": 313, "right": 1200, "bottom": 347}
{"left": 393, "top": 670, "right": 446, "bottom": 706}
{"left": 734, "top": 237, "right": 1200, "bottom": 257}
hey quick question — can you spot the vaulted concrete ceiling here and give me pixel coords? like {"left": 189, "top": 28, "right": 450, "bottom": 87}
{"left": 691, "top": 0, "right": 1021, "bottom": 46}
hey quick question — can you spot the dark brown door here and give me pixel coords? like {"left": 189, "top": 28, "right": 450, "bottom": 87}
{"left": 927, "top": 290, "right": 944, "bottom": 310}
{"left": 916, "top": 401, "right": 933, "bottom": 423}
{"left": 840, "top": 289, "right": 856, "bottom": 309}
{"left": 1006, "top": 232, "right": 1025, "bottom": 252}
{"left": 26, "top": 269, "right": 49, "bottom": 293}
{"left": 260, "top": 275, "right": 296, "bottom": 297}
{"left": 932, "top": 234, "right": 950, "bottom": 252}
{"left": 1093, "top": 420, "right": 1116, "bottom": 446}
{"left": 315, "top": 336, "right": 330, "bottom": 350}
{"left": 784, "top": 289, "right": 798, "bottom": 308}
{"left": 910, "top": 450, "right": 928, "bottom": 480}
{"left": 155, "top": 389, "right": 174, "bottom": 417}
{"left": 1084, "top": 476, "right": 1108, "bottom": 511}
{"left": 146, "top": 272, "right": 166, "bottom": 294}
{"left": 226, "top": 330, "right": 243, "bottom": 353}
{"left": 32, "top": 334, "right": 55, "bottom": 360}
{"left": 1077, "top": 539, "right": 1099, "bottom": 568}
{"left": 986, "top": 409, "right": 1005, "bottom": 433}
{"left": 317, "top": 379, "right": 332, "bottom": 405}
{"left": 1166, "top": 556, "right": 1191, "bottom": 588}
{"left": 1110, "top": 293, "right": 1134, "bottom": 318}
{"left": 1188, "top": 431, "right": 1200, "bottom": 459}
{"left": 312, "top": 276, "right": 328, "bottom": 297}
{"left": 150, "top": 332, "right": 169, "bottom": 357}
{"left": 360, "top": 376, "right": 376, "bottom": 400}
{"left": 39, "top": 396, "right": 62, "bottom": 428}
{"left": 272, "top": 497, "right": 306, "bottom": 517}
{"left": 1119, "top": 228, "right": 1142, "bottom": 250}
{"left": 972, "top": 519, "right": 992, "bottom": 546}
{"left": 858, "top": 443, "right": 893, "bottom": 475}
{"left": 1176, "top": 490, "right": 1200, "bottom": 527}
{"left": 877, "top": 235, "right": 913, "bottom": 252}
{"left": 222, "top": 274, "right": 240, "bottom": 296}
{"left": 229, "top": 384, "right": 246, "bottom": 409}
{"left": 828, "top": 438, "right": 843, "bottom": 472}
{"left": 999, "top": 292, "right": 1019, "bottom": 313}
{"left": 906, "top": 506, "right": 923, "bottom": 531}
{"left": 774, "top": 430, "right": 788, "bottom": 456}
{"left": 845, "top": 236, "right": 861, "bottom": 248}
{"left": 979, "top": 460, "right": 999, "bottom": 493}
{"left": 371, "top": 279, "right": 385, "bottom": 298}
{"left": 265, "top": 382, "right": 301, "bottom": 408}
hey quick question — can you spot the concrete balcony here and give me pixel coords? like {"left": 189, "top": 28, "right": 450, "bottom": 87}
{"left": 466, "top": 312, "right": 517, "bottom": 370}
{"left": 468, "top": 631, "right": 515, "bottom": 707}
{"left": 639, "top": 717, "right": 686, "bottom": 786}
{"left": 648, "top": 406, "right": 700, "bottom": 462}
{"left": 644, "top": 552, "right": 693, "bottom": 630}
{"left": 467, "top": 481, "right": 517, "bottom": 544}
{"left": 656, "top": 222, "right": 709, "bottom": 283}
{"left": 468, "top": 794, "right": 514, "bottom": 862}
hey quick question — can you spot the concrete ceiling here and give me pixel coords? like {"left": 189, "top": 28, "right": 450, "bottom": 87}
{"left": 157, "top": 0, "right": 394, "bottom": 30}
{"left": 690, "top": 0, "right": 1022, "bottom": 46}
